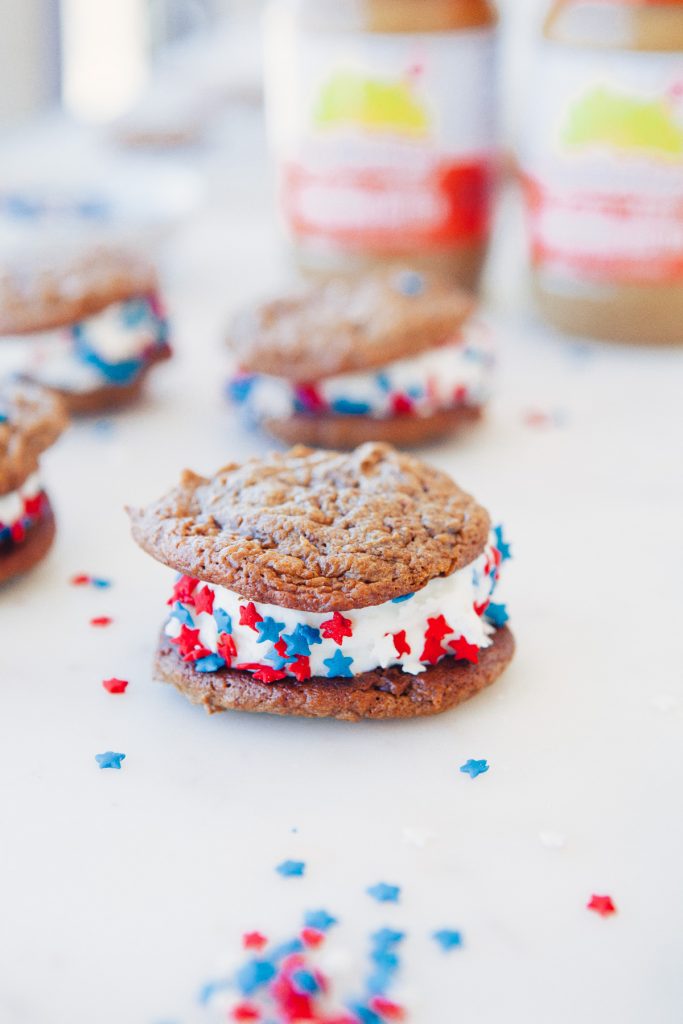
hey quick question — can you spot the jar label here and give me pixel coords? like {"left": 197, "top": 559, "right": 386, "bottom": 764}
{"left": 523, "top": 44, "right": 683, "bottom": 285}
{"left": 265, "top": 22, "right": 498, "bottom": 252}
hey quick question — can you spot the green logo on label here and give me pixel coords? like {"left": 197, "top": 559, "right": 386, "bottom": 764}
{"left": 314, "top": 71, "right": 429, "bottom": 137}
{"left": 563, "top": 87, "right": 683, "bottom": 157}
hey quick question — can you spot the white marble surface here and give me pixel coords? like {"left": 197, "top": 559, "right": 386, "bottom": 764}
{"left": 1, "top": 120, "right": 683, "bottom": 1024}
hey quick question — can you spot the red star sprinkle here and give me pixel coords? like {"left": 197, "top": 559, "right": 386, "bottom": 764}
{"left": 90, "top": 616, "right": 112, "bottom": 628}
{"left": 274, "top": 637, "right": 289, "bottom": 658}
{"left": 239, "top": 602, "right": 263, "bottom": 631}
{"left": 391, "top": 630, "right": 411, "bottom": 657}
{"left": 24, "top": 493, "right": 44, "bottom": 517}
{"left": 171, "top": 625, "right": 202, "bottom": 657}
{"left": 296, "top": 383, "right": 326, "bottom": 413}
{"left": 193, "top": 585, "right": 215, "bottom": 616}
{"left": 168, "top": 575, "right": 199, "bottom": 607}
{"left": 587, "top": 895, "right": 617, "bottom": 917}
{"left": 453, "top": 384, "right": 468, "bottom": 404}
{"left": 300, "top": 928, "right": 325, "bottom": 948}
{"left": 289, "top": 655, "right": 312, "bottom": 682}
{"left": 391, "top": 394, "right": 413, "bottom": 416}
{"left": 450, "top": 636, "right": 479, "bottom": 664}
{"left": 320, "top": 611, "right": 353, "bottom": 645}
{"left": 420, "top": 635, "right": 445, "bottom": 665}
{"left": 236, "top": 663, "right": 287, "bottom": 684}
{"left": 102, "top": 678, "right": 128, "bottom": 694}
{"left": 232, "top": 1004, "right": 261, "bottom": 1022}
{"left": 425, "top": 615, "right": 453, "bottom": 641}
{"left": 474, "top": 599, "right": 490, "bottom": 617}
{"left": 370, "top": 996, "right": 406, "bottom": 1020}
{"left": 71, "top": 574, "right": 91, "bottom": 586}
{"left": 217, "top": 633, "right": 237, "bottom": 665}
{"left": 11, "top": 522, "right": 25, "bottom": 543}
{"left": 183, "top": 646, "right": 212, "bottom": 663}
{"left": 243, "top": 931, "right": 268, "bottom": 950}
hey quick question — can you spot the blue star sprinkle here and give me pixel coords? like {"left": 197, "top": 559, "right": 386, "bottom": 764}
{"left": 371, "top": 928, "right": 405, "bottom": 949}
{"left": 367, "top": 882, "right": 401, "bottom": 904}
{"left": 323, "top": 649, "right": 354, "bottom": 678}
{"left": 394, "top": 269, "right": 425, "bottom": 296}
{"left": 264, "top": 648, "right": 289, "bottom": 670}
{"left": 296, "top": 624, "right": 322, "bottom": 647}
{"left": 271, "top": 938, "right": 304, "bottom": 961}
{"left": 255, "top": 616, "right": 286, "bottom": 644}
{"left": 214, "top": 608, "right": 233, "bottom": 634}
{"left": 494, "top": 525, "right": 512, "bottom": 561}
{"left": 194, "top": 654, "right": 227, "bottom": 673}
{"left": 331, "top": 398, "right": 372, "bottom": 416}
{"left": 91, "top": 577, "right": 111, "bottom": 589}
{"left": 276, "top": 859, "right": 306, "bottom": 878}
{"left": 282, "top": 628, "right": 311, "bottom": 658}
{"left": 375, "top": 371, "right": 391, "bottom": 392}
{"left": 291, "top": 969, "right": 321, "bottom": 994}
{"left": 235, "top": 958, "right": 277, "bottom": 996}
{"left": 304, "top": 909, "right": 337, "bottom": 932}
{"left": 348, "top": 1005, "right": 383, "bottom": 1024}
{"left": 391, "top": 593, "right": 415, "bottom": 604}
{"left": 433, "top": 929, "right": 463, "bottom": 951}
{"left": 170, "top": 602, "right": 195, "bottom": 628}
{"left": 95, "top": 751, "right": 126, "bottom": 770}
{"left": 485, "top": 602, "right": 509, "bottom": 627}
{"left": 460, "top": 758, "right": 489, "bottom": 779}
{"left": 228, "top": 375, "right": 256, "bottom": 404}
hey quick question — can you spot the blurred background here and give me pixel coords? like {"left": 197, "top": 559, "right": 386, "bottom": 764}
{"left": 0, "top": 0, "right": 543, "bottom": 137}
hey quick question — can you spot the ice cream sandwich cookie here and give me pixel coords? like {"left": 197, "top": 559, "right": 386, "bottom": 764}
{"left": 227, "top": 270, "right": 492, "bottom": 448}
{"left": 0, "top": 245, "right": 171, "bottom": 414}
{"left": 129, "top": 443, "right": 514, "bottom": 721}
{"left": 0, "top": 381, "right": 67, "bottom": 584}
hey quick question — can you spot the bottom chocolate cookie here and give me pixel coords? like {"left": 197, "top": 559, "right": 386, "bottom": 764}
{"left": 262, "top": 405, "right": 482, "bottom": 450}
{"left": 154, "top": 625, "right": 515, "bottom": 722}
{"left": 0, "top": 500, "right": 56, "bottom": 584}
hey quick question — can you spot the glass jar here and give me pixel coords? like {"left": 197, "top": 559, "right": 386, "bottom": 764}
{"left": 264, "top": 0, "right": 499, "bottom": 290}
{"left": 523, "top": 0, "right": 683, "bottom": 343}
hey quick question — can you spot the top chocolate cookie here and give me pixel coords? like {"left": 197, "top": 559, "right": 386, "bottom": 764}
{"left": 0, "top": 381, "right": 67, "bottom": 493}
{"left": 129, "top": 442, "right": 490, "bottom": 612}
{"left": 228, "top": 269, "right": 475, "bottom": 381}
{"left": 0, "top": 245, "right": 158, "bottom": 336}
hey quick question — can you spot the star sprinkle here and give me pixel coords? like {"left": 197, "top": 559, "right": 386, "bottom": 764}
{"left": 587, "top": 894, "right": 617, "bottom": 917}
{"left": 320, "top": 611, "right": 353, "bottom": 645}
{"left": 276, "top": 860, "right": 306, "bottom": 878}
{"left": 485, "top": 602, "right": 509, "bottom": 627}
{"left": 90, "top": 616, "right": 113, "bottom": 627}
{"left": 236, "top": 663, "right": 288, "bottom": 684}
{"left": 217, "top": 633, "right": 237, "bottom": 664}
{"left": 391, "top": 394, "right": 413, "bottom": 416}
{"left": 449, "top": 636, "right": 479, "bottom": 663}
{"left": 71, "top": 574, "right": 111, "bottom": 588}
{"left": 289, "top": 656, "right": 312, "bottom": 682}
{"left": 460, "top": 758, "right": 489, "bottom": 779}
{"left": 236, "top": 959, "right": 277, "bottom": 996}
{"left": 102, "top": 678, "right": 128, "bottom": 694}
{"left": 195, "top": 654, "right": 227, "bottom": 673}
{"left": 391, "top": 631, "right": 411, "bottom": 657}
{"left": 239, "top": 603, "right": 263, "bottom": 632}
{"left": 170, "top": 602, "right": 194, "bottom": 628}
{"left": 304, "top": 909, "right": 337, "bottom": 932}
{"left": 169, "top": 575, "right": 199, "bottom": 607}
{"left": 231, "top": 1004, "right": 260, "bottom": 1021}
{"left": 426, "top": 615, "right": 453, "bottom": 640}
{"left": 243, "top": 932, "right": 268, "bottom": 951}
{"left": 493, "top": 525, "right": 512, "bottom": 561}
{"left": 172, "top": 625, "right": 203, "bottom": 658}
{"left": 214, "top": 608, "right": 233, "bottom": 634}
{"left": 367, "top": 883, "right": 400, "bottom": 904}
{"left": 193, "top": 585, "right": 215, "bottom": 616}
{"left": 95, "top": 751, "right": 126, "bottom": 770}
{"left": 323, "top": 649, "right": 354, "bottom": 678}
{"left": 282, "top": 626, "right": 314, "bottom": 658}
{"left": 255, "top": 616, "right": 286, "bottom": 644}
{"left": 370, "top": 996, "right": 405, "bottom": 1020}
{"left": 433, "top": 929, "right": 463, "bottom": 951}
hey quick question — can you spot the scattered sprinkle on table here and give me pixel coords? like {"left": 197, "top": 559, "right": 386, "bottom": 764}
{"left": 71, "top": 574, "right": 111, "bottom": 588}
{"left": 276, "top": 859, "right": 306, "bottom": 878}
{"left": 587, "top": 894, "right": 617, "bottom": 918}
{"left": 102, "top": 678, "right": 128, "bottom": 694}
{"left": 460, "top": 758, "right": 489, "bottom": 779}
{"left": 367, "top": 882, "right": 401, "bottom": 904}
{"left": 433, "top": 929, "right": 463, "bottom": 951}
{"left": 243, "top": 932, "right": 268, "bottom": 951}
{"left": 90, "top": 616, "right": 113, "bottom": 628}
{"left": 303, "top": 909, "right": 337, "bottom": 931}
{"left": 95, "top": 751, "right": 126, "bottom": 770}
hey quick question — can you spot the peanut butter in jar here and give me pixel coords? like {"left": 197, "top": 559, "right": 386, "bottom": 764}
{"left": 264, "top": 0, "right": 499, "bottom": 291}
{"left": 524, "top": 0, "right": 683, "bottom": 344}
